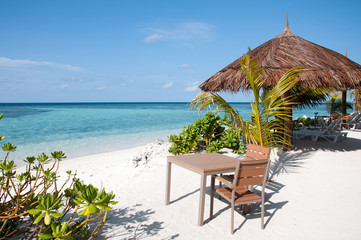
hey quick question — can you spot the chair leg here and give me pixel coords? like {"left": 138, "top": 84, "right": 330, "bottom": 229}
{"left": 261, "top": 199, "right": 265, "bottom": 229}
{"left": 218, "top": 175, "right": 222, "bottom": 200}
{"left": 210, "top": 175, "right": 215, "bottom": 219}
{"left": 231, "top": 202, "right": 234, "bottom": 234}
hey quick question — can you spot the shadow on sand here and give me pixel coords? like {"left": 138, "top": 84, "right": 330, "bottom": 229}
{"left": 293, "top": 132, "right": 361, "bottom": 152}
{"left": 205, "top": 180, "right": 288, "bottom": 233}
{"left": 98, "top": 204, "right": 179, "bottom": 239}
{"left": 269, "top": 134, "right": 361, "bottom": 179}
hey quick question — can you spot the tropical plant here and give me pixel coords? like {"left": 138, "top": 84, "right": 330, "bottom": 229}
{"left": 291, "top": 85, "right": 330, "bottom": 109}
{"left": 193, "top": 112, "right": 225, "bottom": 147}
{"left": 168, "top": 125, "right": 201, "bottom": 155}
{"left": 168, "top": 112, "right": 246, "bottom": 155}
{"left": 190, "top": 54, "right": 303, "bottom": 149}
{"left": 0, "top": 114, "right": 117, "bottom": 240}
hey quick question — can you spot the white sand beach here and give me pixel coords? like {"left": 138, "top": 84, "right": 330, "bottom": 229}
{"left": 54, "top": 131, "right": 361, "bottom": 240}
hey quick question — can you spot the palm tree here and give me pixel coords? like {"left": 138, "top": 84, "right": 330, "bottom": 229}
{"left": 190, "top": 54, "right": 303, "bottom": 149}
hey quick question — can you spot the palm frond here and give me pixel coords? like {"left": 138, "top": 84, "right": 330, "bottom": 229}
{"left": 190, "top": 92, "right": 245, "bottom": 137}
{"left": 293, "top": 87, "right": 332, "bottom": 109}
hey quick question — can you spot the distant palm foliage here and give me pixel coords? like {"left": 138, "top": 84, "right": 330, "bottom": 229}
{"left": 349, "top": 89, "right": 361, "bottom": 113}
{"left": 326, "top": 92, "right": 353, "bottom": 114}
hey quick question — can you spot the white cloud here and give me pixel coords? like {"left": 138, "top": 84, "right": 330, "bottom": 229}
{"left": 59, "top": 84, "right": 69, "bottom": 89}
{"left": 143, "top": 21, "right": 214, "bottom": 43}
{"left": 180, "top": 64, "right": 191, "bottom": 69}
{"left": 0, "top": 57, "right": 85, "bottom": 71}
{"left": 185, "top": 81, "right": 199, "bottom": 92}
{"left": 96, "top": 86, "right": 105, "bottom": 90}
{"left": 144, "top": 33, "right": 165, "bottom": 43}
{"left": 162, "top": 82, "right": 173, "bottom": 88}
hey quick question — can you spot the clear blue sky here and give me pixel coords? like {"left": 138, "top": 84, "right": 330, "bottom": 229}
{"left": 1, "top": 0, "right": 360, "bottom": 102}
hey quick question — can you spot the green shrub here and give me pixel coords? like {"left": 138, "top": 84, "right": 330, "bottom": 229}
{"left": 168, "top": 125, "right": 201, "bottom": 155}
{"left": 193, "top": 112, "right": 225, "bottom": 147}
{"left": 220, "top": 128, "right": 247, "bottom": 154}
{"left": 294, "top": 117, "right": 317, "bottom": 130}
{"left": 0, "top": 113, "right": 117, "bottom": 240}
{"left": 168, "top": 112, "right": 246, "bottom": 155}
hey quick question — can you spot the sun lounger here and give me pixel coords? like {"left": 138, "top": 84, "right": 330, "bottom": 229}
{"left": 295, "top": 118, "right": 347, "bottom": 143}
{"left": 349, "top": 113, "right": 361, "bottom": 130}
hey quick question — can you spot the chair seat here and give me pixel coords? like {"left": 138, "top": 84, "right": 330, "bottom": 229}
{"left": 216, "top": 186, "right": 262, "bottom": 204}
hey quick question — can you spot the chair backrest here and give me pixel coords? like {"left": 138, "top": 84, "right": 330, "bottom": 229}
{"left": 324, "top": 118, "right": 342, "bottom": 134}
{"left": 245, "top": 144, "right": 271, "bottom": 161}
{"left": 348, "top": 112, "right": 358, "bottom": 122}
{"left": 232, "top": 160, "right": 269, "bottom": 187}
{"left": 350, "top": 113, "right": 361, "bottom": 123}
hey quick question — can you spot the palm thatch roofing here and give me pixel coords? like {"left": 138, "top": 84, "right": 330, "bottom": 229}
{"left": 199, "top": 20, "right": 361, "bottom": 93}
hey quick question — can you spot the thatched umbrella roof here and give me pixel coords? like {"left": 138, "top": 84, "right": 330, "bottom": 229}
{"left": 199, "top": 20, "right": 361, "bottom": 93}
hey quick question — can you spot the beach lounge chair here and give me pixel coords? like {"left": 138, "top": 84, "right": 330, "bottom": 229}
{"left": 349, "top": 113, "right": 361, "bottom": 130}
{"left": 210, "top": 159, "right": 270, "bottom": 234}
{"left": 295, "top": 118, "right": 347, "bottom": 143}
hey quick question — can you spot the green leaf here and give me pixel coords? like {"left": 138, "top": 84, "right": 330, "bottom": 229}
{"left": 34, "top": 212, "right": 45, "bottom": 224}
{"left": 60, "top": 222, "right": 68, "bottom": 233}
{"left": 44, "top": 212, "right": 51, "bottom": 225}
{"left": 78, "top": 208, "right": 87, "bottom": 216}
{"left": 28, "top": 209, "right": 41, "bottom": 215}
{"left": 38, "top": 233, "right": 53, "bottom": 239}
{"left": 73, "top": 199, "right": 83, "bottom": 205}
{"left": 50, "top": 211, "right": 64, "bottom": 218}
{"left": 89, "top": 205, "right": 101, "bottom": 214}
{"left": 102, "top": 206, "right": 111, "bottom": 211}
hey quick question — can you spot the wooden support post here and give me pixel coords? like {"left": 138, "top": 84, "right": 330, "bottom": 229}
{"left": 283, "top": 91, "right": 293, "bottom": 151}
{"left": 342, "top": 90, "right": 347, "bottom": 115}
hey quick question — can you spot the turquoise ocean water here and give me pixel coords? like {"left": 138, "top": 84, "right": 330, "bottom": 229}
{"left": 0, "top": 102, "right": 329, "bottom": 165}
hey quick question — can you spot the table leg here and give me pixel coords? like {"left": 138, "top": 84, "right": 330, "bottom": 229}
{"left": 210, "top": 175, "right": 215, "bottom": 219}
{"left": 165, "top": 160, "right": 172, "bottom": 205}
{"left": 198, "top": 173, "right": 206, "bottom": 226}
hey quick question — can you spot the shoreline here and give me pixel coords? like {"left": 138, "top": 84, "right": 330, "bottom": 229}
{"left": 9, "top": 131, "right": 177, "bottom": 167}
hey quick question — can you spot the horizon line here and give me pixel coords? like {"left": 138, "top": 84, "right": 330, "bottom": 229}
{"left": 0, "top": 101, "right": 253, "bottom": 104}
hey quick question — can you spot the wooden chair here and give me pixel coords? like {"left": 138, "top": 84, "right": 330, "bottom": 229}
{"left": 210, "top": 159, "right": 270, "bottom": 234}
{"left": 219, "top": 144, "right": 271, "bottom": 185}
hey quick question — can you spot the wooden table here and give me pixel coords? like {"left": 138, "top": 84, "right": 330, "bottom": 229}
{"left": 165, "top": 153, "right": 239, "bottom": 226}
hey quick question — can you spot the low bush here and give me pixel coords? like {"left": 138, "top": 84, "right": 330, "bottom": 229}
{"left": 0, "top": 113, "right": 117, "bottom": 240}
{"left": 168, "top": 112, "right": 246, "bottom": 155}
{"left": 294, "top": 116, "right": 317, "bottom": 130}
